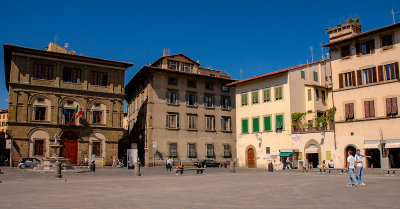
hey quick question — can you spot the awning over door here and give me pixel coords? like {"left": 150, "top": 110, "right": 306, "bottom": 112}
{"left": 363, "top": 141, "right": 380, "bottom": 149}
{"left": 385, "top": 143, "right": 400, "bottom": 148}
{"left": 305, "top": 147, "right": 319, "bottom": 154}
{"left": 279, "top": 152, "right": 293, "bottom": 156}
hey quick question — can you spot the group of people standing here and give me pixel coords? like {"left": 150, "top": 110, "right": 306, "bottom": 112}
{"left": 347, "top": 149, "right": 370, "bottom": 186}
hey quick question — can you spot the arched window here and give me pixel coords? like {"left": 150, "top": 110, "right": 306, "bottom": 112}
{"left": 61, "top": 99, "right": 81, "bottom": 125}
{"left": 32, "top": 97, "right": 51, "bottom": 122}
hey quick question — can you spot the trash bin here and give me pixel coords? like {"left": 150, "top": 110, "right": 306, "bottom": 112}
{"left": 268, "top": 162, "right": 273, "bottom": 172}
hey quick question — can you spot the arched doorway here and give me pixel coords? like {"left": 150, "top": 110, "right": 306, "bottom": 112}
{"left": 304, "top": 139, "right": 321, "bottom": 168}
{"left": 247, "top": 148, "right": 255, "bottom": 168}
{"left": 61, "top": 131, "right": 78, "bottom": 164}
{"left": 344, "top": 145, "right": 357, "bottom": 167}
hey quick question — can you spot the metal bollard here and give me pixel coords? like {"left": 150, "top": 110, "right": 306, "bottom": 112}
{"left": 230, "top": 160, "right": 236, "bottom": 173}
{"left": 90, "top": 161, "right": 95, "bottom": 172}
{"left": 55, "top": 161, "right": 62, "bottom": 178}
{"left": 135, "top": 162, "right": 141, "bottom": 176}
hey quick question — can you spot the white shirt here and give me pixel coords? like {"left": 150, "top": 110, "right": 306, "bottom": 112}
{"left": 355, "top": 154, "right": 364, "bottom": 167}
{"left": 166, "top": 159, "right": 171, "bottom": 164}
{"left": 347, "top": 155, "right": 355, "bottom": 169}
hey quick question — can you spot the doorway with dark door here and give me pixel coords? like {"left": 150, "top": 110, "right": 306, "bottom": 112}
{"left": 345, "top": 145, "right": 357, "bottom": 167}
{"left": 247, "top": 148, "right": 255, "bottom": 168}
{"left": 388, "top": 148, "right": 400, "bottom": 168}
{"left": 365, "top": 149, "right": 381, "bottom": 168}
{"left": 306, "top": 153, "right": 319, "bottom": 168}
{"left": 60, "top": 131, "right": 78, "bottom": 165}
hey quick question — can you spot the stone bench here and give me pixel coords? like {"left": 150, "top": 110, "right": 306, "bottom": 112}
{"left": 317, "top": 168, "right": 346, "bottom": 174}
{"left": 383, "top": 169, "right": 400, "bottom": 176}
{"left": 174, "top": 167, "right": 205, "bottom": 175}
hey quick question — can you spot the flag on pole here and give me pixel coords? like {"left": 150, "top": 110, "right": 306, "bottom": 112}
{"left": 61, "top": 106, "right": 68, "bottom": 117}
{"left": 73, "top": 105, "right": 79, "bottom": 115}
{"left": 75, "top": 108, "right": 84, "bottom": 118}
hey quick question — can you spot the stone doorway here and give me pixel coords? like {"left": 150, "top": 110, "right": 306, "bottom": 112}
{"left": 60, "top": 131, "right": 78, "bottom": 164}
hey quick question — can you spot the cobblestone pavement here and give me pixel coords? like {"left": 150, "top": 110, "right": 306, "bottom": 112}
{"left": 0, "top": 166, "right": 399, "bottom": 209}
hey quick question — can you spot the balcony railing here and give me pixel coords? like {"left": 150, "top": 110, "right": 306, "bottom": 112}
{"left": 292, "top": 124, "right": 334, "bottom": 133}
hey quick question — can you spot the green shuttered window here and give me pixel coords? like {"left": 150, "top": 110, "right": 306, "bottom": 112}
{"left": 307, "top": 89, "right": 312, "bottom": 101}
{"left": 264, "top": 116, "right": 271, "bottom": 131}
{"left": 252, "top": 117, "right": 259, "bottom": 132}
{"left": 276, "top": 114, "right": 283, "bottom": 130}
{"left": 263, "top": 89, "right": 270, "bottom": 102}
{"left": 275, "top": 86, "right": 283, "bottom": 100}
{"left": 241, "top": 93, "right": 248, "bottom": 106}
{"left": 242, "top": 119, "right": 248, "bottom": 133}
{"left": 252, "top": 91, "right": 259, "bottom": 104}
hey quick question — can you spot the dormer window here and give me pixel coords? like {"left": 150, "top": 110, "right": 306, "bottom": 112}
{"left": 167, "top": 60, "right": 180, "bottom": 71}
{"left": 181, "top": 62, "right": 194, "bottom": 73}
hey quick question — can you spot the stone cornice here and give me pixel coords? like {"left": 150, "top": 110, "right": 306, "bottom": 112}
{"left": 7, "top": 121, "right": 125, "bottom": 132}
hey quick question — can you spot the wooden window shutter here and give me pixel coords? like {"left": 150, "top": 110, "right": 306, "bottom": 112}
{"left": 166, "top": 114, "right": 169, "bottom": 128}
{"left": 339, "top": 74, "right": 344, "bottom": 88}
{"left": 378, "top": 66, "right": 384, "bottom": 82}
{"left": 386, "top": 98, "right": 392, "bottom": 116}
{"left": 395, "top": 62, "right": 399, "bottom": 80}
{"left": 392, "top": 98, "right": 398, "bottom": 115}
{"left": 369, "top": 101, "right": 375, "bottom": 117}
{"left": 372, "top": 67, "right": 377, "bottom": 83}
{"left": 185, "top": 94, "right": 189, "bottom": 105}
{"left": 351, "top": 71, "right": 356, "bottom": 86}
{"left": 349, "top": 103, "right": 354, "bottom": 119}
{"left": 345, "top": 104, "right": 349, "bottom": 119}
{"left": 356, "top": 70, "right": 362, "bottom": 86}
{"left": 364, "top": 101, "right": 370, "bottom": 118}
{"left": 369, "top": 39, "right": 375, "bottom": 53}
{"left": 355, "top": 43, "right": 361, "bottom": 56}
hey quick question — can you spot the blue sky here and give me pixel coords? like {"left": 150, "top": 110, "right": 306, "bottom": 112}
{"left": 0, "top": 0, "right": 399, "bottom": 109}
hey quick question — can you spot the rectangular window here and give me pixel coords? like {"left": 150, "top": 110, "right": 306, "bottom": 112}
{"left": 203, "top": 95, "right": 215, "bottom": 108}
{"left": 166, "top": 113, "right": 179, "bottom": 129}
{"left": 221, "top": 85, "right": 229, "bottom": 92}
{"left": 185, "top": 93, "right": 198, "bottom": 106}
{"left": 276, "top": 114, "right": 283, "bottom": 130}
{"left": 220, "top": 97, "right": 231, "bottom": 109}
{"left": 364, "top": 100, "right": 375, "bottom": 118}
{"left": 386, "top": 97, "right": 398, "bottom": 116}
{"left": 308, "top": 89, "right": 312, "bottom": 101}
{"left": 167, "top": 60, "right": 180, "bottom": 71}
{"left": 343, "top": 71, "right": 356, "bottom": 87}
{"left": 34, "top": 107, "right": 46, "bottom": 121}
{"left": 252, "top": 91, "right": 259, "bottom": 104}
{"left": 168, "top": 77, "right": 178, "bottom": 85}
{"left": 181, "top": 62, "right": 194, "bottom": 73}
{"left": 187, "top": 80, "right": 196, "bottom": 88}
{"left": 34, "top": 140, "right": 44, "bottom": 156}
{"left": 275, "top": 86, "right": 283, "bottom": 100}
{"left": 242, "top": 119, "right": 249, "bottom": 133}
{"left": 356, "top": 40, "right": 375, "bottom": 55}
{"left": 266, "top": 147, "right": 270, "bottom": 154}
{"left": 252, "top": 117, "right": 260, "bottom": 133}
{"left": 341, "top": 46, "right": 350, "bottom": 57}
{"left": 92, "top": 142, "right": 101, "bottom": 157}
{"left": 64, "top": 109, "right": 75, "bottom": 124}
{"left": 188, "top": 115, "right": 197, "bottom": 130}
{"left": 92, "top": 111, "right": 103, "bottom": 124}
{"left": 91, "top": 71, "right": 107, "bottom": 86}
{"left": 385, "top": 63, "right": 397, "bottom": 81}
{"left": 223, "top": 145, "right": 232, "bottom": 158}
{"left": 241, "top": 93, "right": 248, "bottom": 106}
{"left": 221, "top": 117, "right": 232, "bottom": 132}
{"left": 313, "top": 72, "right": 318, "bottom": 82}
{"left": 301, "top": 71, "right": 305, "bottom": 79}
{"left": 345, "top": 103, "right": 355, "bottom": 120}
{"left": 321, "top": 90, "right": 326, "bottom": 102}
{"left": 206, "top": 115, "right": 216, "bottom": 131}
{"left": 169, "top": 143, "right": 177, "bottom": 157}
{"left": 166, "top": 91, "right": 179, "bottom": 105}
{"left": 315, "top": 89, "right": 320, "bottom": 101}
{"left": 63, "top": 67, "right": 81, "bottom": 83}
{"left": 382, "top": 34, "right": 393, "bottom": 47}
{"left": 363, "top": 68, "right": 374, "bottom": 84}
{"left": 263, "top": 89, "right": 271, "bottom": 102}
{"left": 205, "top": 83, "right": 213, "bottom": 90}
{"left": 33, "top": 63, "right": 53, "bottom": 80}
{"left": 188, "top": 143, "right": 197, "bottom": 158}
{"left": 264, "top": 116, "right": 271, "bottom": 131}
{"left": 206, "top": 144, "right": 214, "bottom": 157}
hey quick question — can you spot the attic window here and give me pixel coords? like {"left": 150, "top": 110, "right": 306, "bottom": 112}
{"left": 167, "top": 60, "right": 180, "bottom": 71}
{"left": 181, "top": 63, "right": 194, "bottom": 73}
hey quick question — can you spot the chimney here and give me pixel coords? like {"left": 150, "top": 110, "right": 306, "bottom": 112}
{"left": 163, "top": 48, "right": 168, "bottom": 57}
{"left": 326, "top": 22, "right": 362, "bottom": 43}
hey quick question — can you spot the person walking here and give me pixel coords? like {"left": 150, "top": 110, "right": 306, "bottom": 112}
{"left": 285, "top": 158, "right": 292, "bottom": 169}
{"left": 355, "top": 149, "right": 370, "bottom": 186}
{"left": 347, "top": 150, "right": 357, "bottom": 186}
{"left": 166, "top": 157, "right": 172, "bottom": 171}
{"left": 112, "top": 156, "right": 116, "bottom": 168}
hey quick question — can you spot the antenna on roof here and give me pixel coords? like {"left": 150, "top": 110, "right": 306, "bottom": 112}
{"left": 320, "top": 42, "right": 325, "bottom": 60}
{"left": 392, "top": 8, "right": 400, "bottom": 24}
{"left": 53, "top": 33, "right": 58, "bottom": 44}
{"left": 310, "top": 46, "right": 314, "bottom": 62}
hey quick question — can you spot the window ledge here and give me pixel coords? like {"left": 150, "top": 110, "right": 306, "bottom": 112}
{"left": 62, "top": 81, "right": 82, "bottom": 85}
{"left": 186, "top": 105, "right": 198, "bottom": 108}
{"left": 221, "top": 108, "right": 231, "bottom": 111}
{"left": 187, "top": 129, "right": 198, "bottom": 131}
{"left": 204, "top": 106, "right": 216, "bottom": 109}
{"left": 206, "top": 130, "right": 216, "bottom": 132}
{"left": 32, "top": 78, "right": 53, "bottom": 81}
{"left": 32, "top": 120, "right": 50, "bottom": 123}
{"left": 221, "top": 130, "right": 232, "bottom": 133}
{"left": 90, "top": 84, "right": 108, "bottom": 88}
{"left": 167, "top": 103, "right": 180, "bottom": 106}
{"left": 341, "top": 56, "right": 351, "bottom": 60}
{"left": 263, "top": 130, "right": 272, "bottom": 133}
{"left": 382, "top": 45, "right": 394, "bottom": 51}
{"left": 166, "top": 128, "right": 180, "bottom": 130}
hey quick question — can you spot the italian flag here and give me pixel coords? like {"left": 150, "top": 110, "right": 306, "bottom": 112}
{"left": 74, "top": 105, "right": 84, "bottom": 118}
